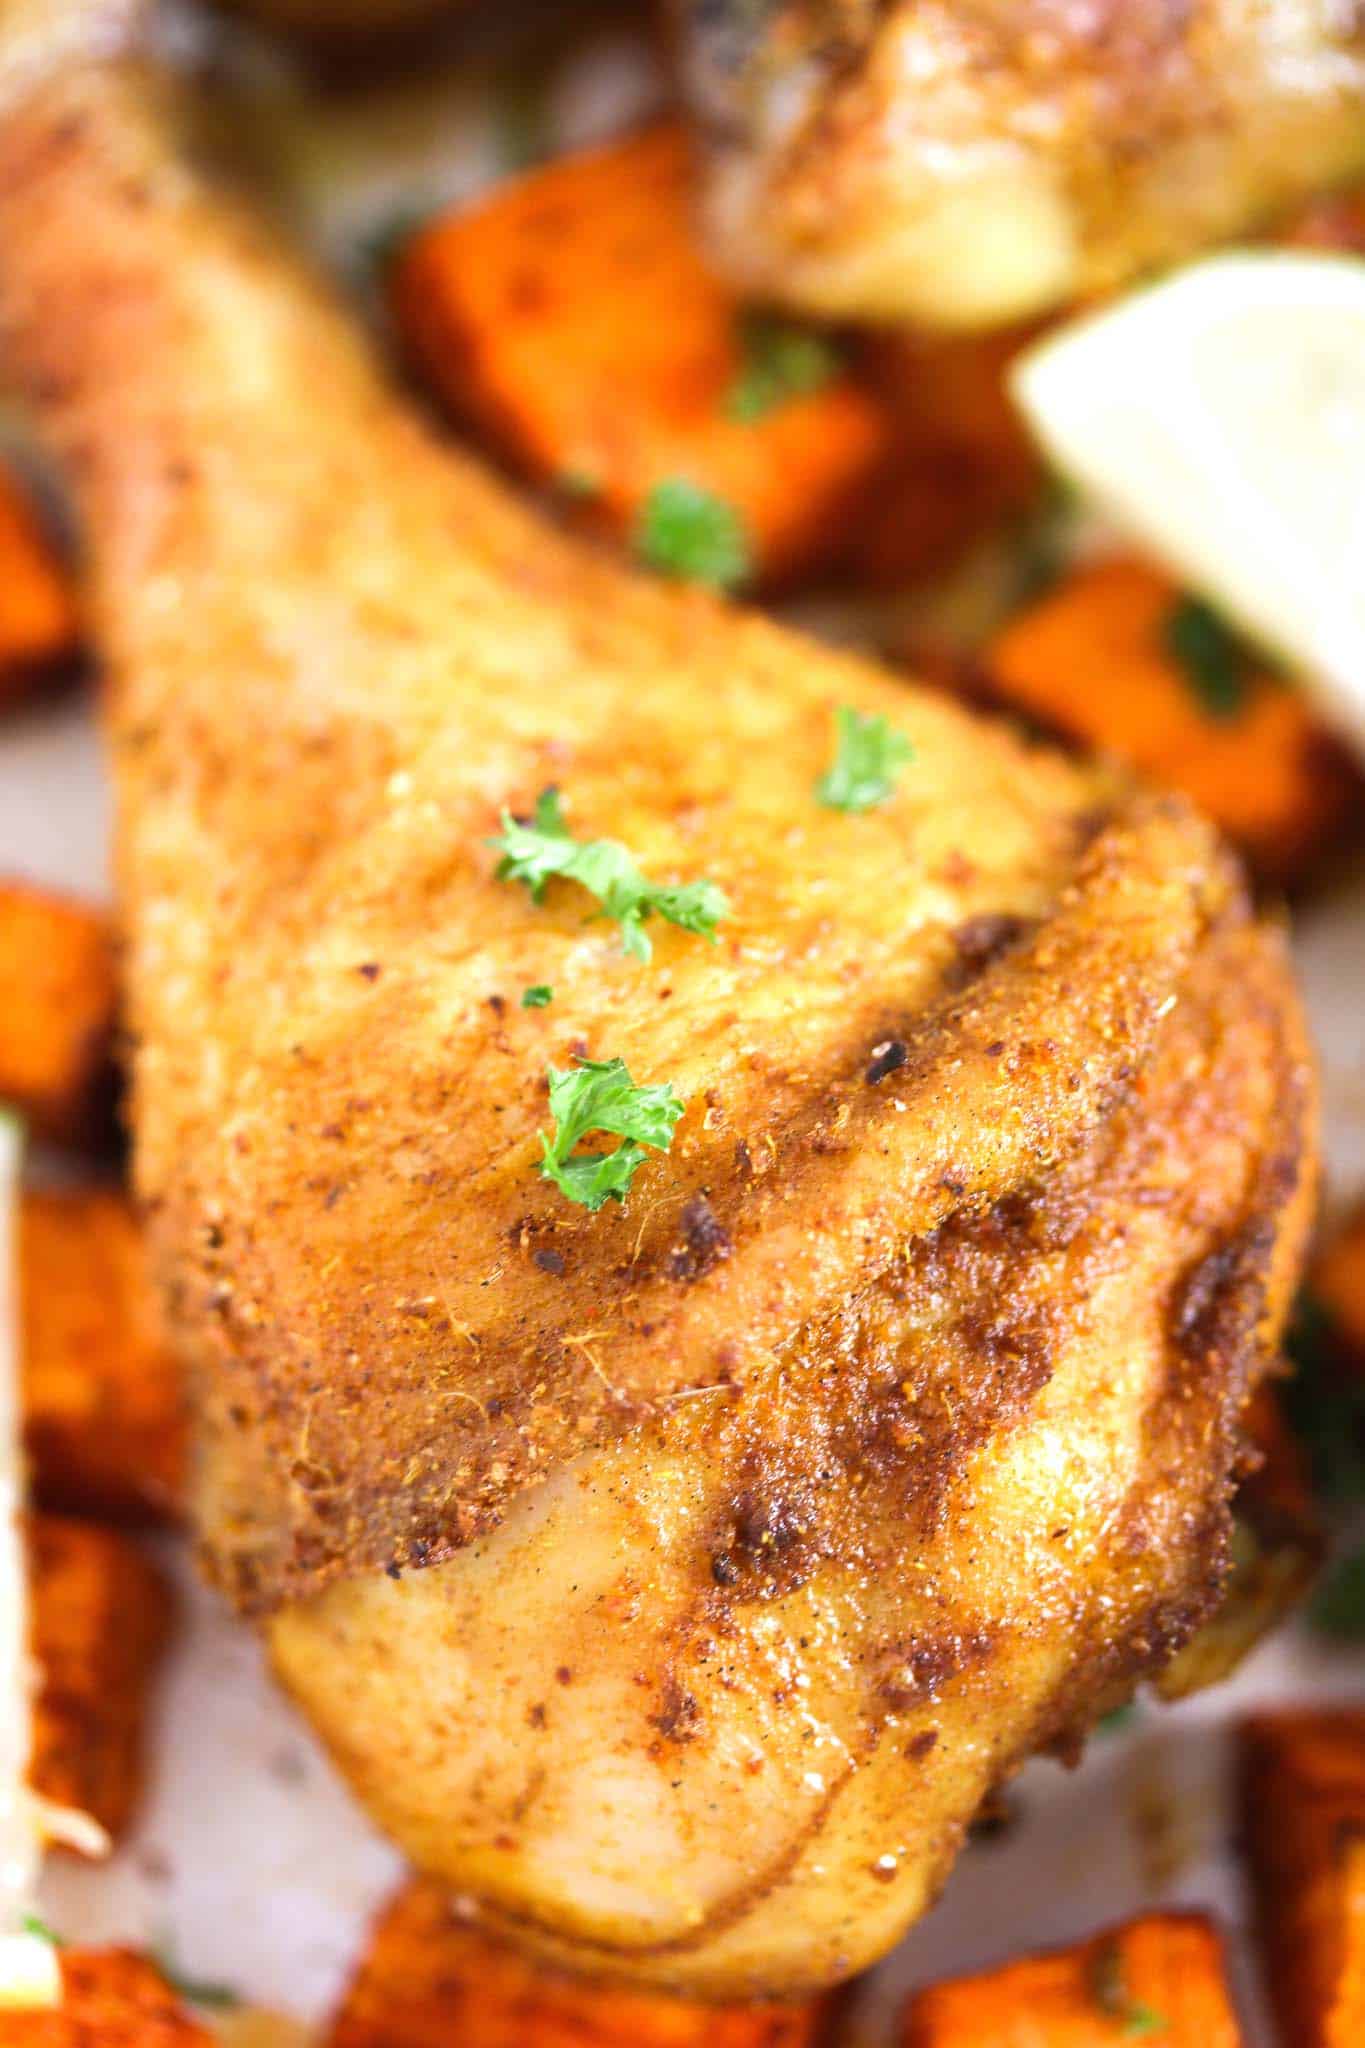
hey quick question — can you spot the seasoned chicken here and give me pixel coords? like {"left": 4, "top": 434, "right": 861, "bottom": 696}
{"left": 0, "top": 0, "right": 1316, "bottom": 2000}
{"left": 673, "top": 0, "right": 1365, "bottom": 328}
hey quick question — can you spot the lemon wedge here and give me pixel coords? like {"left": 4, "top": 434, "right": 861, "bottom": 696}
{"left": 1011, "top": 252, "right": 1365, "bottom": 753}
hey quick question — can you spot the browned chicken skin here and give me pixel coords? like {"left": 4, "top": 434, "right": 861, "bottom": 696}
{"left": 674, "top": 0, "right": 1365, "bottom": 328}
{"left": 0, "top": 3, "right": 1316, "bottom": 1998}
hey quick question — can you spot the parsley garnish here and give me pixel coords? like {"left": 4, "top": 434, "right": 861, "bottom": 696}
{"left": 1088, "top": 1939, "right": 1168, "bottom": 2037}
{"left": 724, "top": 313, "right": 843, "bottom": 424}
{"left": 154, "top": 1950, "right": 240, "bottom": 2011}
{"left": 815, "top": 706, "right": 914, "bottom": 813}
{"left": 1163, "top": 596, "right": 1252, "bottom": 721}
{"left": 1312, "top": 1545, "right": 1365, "bottom": 1640}
{"left": 521, "top": 984, "right": 554, "bottom": 1009}
{"left": 492, "top": 788, "right": 729, "bottom": 964}
{"left": 20, "top": 1915, "right": 61, "bottom": 1947}
{"left": 634, "top": 479, "right": 751, "bottom": 591}
{"left": 1284, "top": 1291, "right": 1365, "bottom": 1504}
{"left": 539, "top": 1056, "right": 685, "bottom": 1212}
{"left": 1098, "top": 1702, "right": 1139, "bottom": 1736}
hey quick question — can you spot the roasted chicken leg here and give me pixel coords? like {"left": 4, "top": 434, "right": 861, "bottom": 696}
{"left": 0, "top": 4, "right": 1316, "bottom": 1999}
{"left": 673, "top": 0, "right": 1365, "bottom": 328}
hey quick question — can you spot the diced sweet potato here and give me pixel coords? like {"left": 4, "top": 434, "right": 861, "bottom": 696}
{"left": 0, "top": 1949, "right": 212, "bottom": 2046}
{"left": 327, "top": 1877, "right": 831, "bottom": 2048}
{"left": 20, "top": 1188, "right": 186, "bottom": 1524}
{"left": 984, "top": 558, "right": 1360, "bottom": 885}
{"left": 845, "top": 325, "right": 1043, "bottom": 587}
{"left": 1312, "top": 1206, "right": 1365, "bottom": 1369}
{"left": 0, "top": 882, "right": 117, "bottom": 1144}
{"left": 28, "top": 1512, "right": 173, "bottom": 1843}
{"left": 391, "top": 123, "right": 891, "bottom": 589}
{"left": 901, "top": 1914, "right": 1243, "bottom": 2046}
{"left": 0, "top": 470, "right": 80, "bottom": 709}
{"left": 1157, "top": 1385, "right": 1322, "bottom": 1699}
{"left": 1242, "top": 1711, "right": 1365, "bottom": 2048}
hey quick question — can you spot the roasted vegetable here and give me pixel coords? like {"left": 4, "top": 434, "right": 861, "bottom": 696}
{"left": 392, "top": 123, "right": 890, "bottom": 589}
{"left": 28, "top": 1512, "right": 173, "bottom": 1843}
{"left": 1241, "top": 1710, "right": 1365, "bottom": 2048}
{"left": 327, "top": 1877, "right": 832, "bottom": 2048}
{"left": 1311, "top": 1206, "right": 1365, "bottom": 1371}
{"left": 0, "top": 1949, "right": 211, "bottom": 2046}
{"left": 21, "top": 1187, "right": 186, "bottom": 1523}
{"left": 984, "top": 558, "right": 1359, "bottom": 885}
{"left": 901, "top": 1913, "right": 1243, "bottom": 2044}
{"left": 0, "top": 469, "right": 78, "bottom": 709}
{"left": 0, "top": 882, "right": 116, "bottom": 1145}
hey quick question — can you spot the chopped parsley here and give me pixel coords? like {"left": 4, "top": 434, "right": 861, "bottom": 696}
{"left": 1163, "top": 595, "right": 1252, "bottom": 721}
{"left": 724, "top": 313, "right": 843, "bottom": 424}
{"left": 1284, "top": 1291, "right": 1365, "bottom": 1504}
{"left": 1087, "top": 1939, "right": 1168, "bottom": 2037}
{"left": 1311, "top": 1545, "right": 1365, "bottom": 1640}
{"left": 634, "top": 479, "right": 751, "bottom": 591}
{"left": 20, "top": 1915, "right": 61, "bottom": 1947}
{"left": 815, "top": 705, "right": 914, "bottom": 813}
{"left": 492, "top": 788, "right": 729, "bottom": 963}
{"left": 521, "top": 984, "right": 554, "bottom": 1009}
{"left": 155, "top": 1952, "right": 240, "bottom": 2011}
{"left": 539, "top": 1056, "right": 685, "bottom": 1212}
{"left": 1097, "top": 1701, "right": 1140, "bottom": 1736}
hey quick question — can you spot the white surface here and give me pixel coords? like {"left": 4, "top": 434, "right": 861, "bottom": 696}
{"left": 1, "top": 686, "right": 1363, "bottom": 2038}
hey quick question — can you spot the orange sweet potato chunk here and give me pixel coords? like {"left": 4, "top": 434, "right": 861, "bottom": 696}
{"left": 28, "top": 1513, "right": 174, "bottom": 1844}
{"left": 21, "top": 1187, "right": 187, "bottom": 1523}
{"left": 902, "top": 1914, "right": 1243, "bottom": 2046}
{"left": 0, "top": 1950, "right": 211, "bottom": 2048}
{"left": 392, "top": 123, "right": 890, "bottom": 588}
{"left": 985, "top": 557, "right": 1359, "bottom": 884}
{"left": 1242, "top": 1710, "right": 1365, "bottom": 2048}
{"left": 1312, "top": 1206, "right": 1365, "bottom": 1368}
{"left": 327, "top": 1876, "right": 831, "bottom": 2048}
{"left": 0, "top": 881, "right": 117, "bottom": 1144}
{"left": 0, "top": 471, "right": 79, "bottom": 707}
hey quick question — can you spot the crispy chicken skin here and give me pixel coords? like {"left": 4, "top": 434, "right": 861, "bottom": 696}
{"left": 673, "top": 0, "right": 1365, "bottom": 328}
{"left": 0, "top": 7, "right": 1316, "bottom": 1998}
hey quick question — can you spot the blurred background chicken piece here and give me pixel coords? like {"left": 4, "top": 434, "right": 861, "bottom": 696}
{"left": 672, "top": 0, "right": 1365, "bottom": 329}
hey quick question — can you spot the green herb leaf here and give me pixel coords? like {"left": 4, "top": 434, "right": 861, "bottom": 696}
{"left": 156, "top": 1958, "right": 240, "bottom": 2010}
{"left": 20, "top": 1914, "right": 61, "bottom": 1947}
{"left": 1123, "top": 2006, "right": 1170, "bottom": 2039}
{"left": 1097, "top": 1701, "right": 1139, "bottom": 1736}
{"left": 1284, "top": 1290, "right": 1365, "bottom": 1504}
{"left": 1163, "top": 596, "right": 1252, "bottom": 721}
{"left": 634, "top": 479, "right": 751, "bottom": 591}
{"left": 1088, "top": 1940, "right": 1167, "bottom": 2037}
{"left": 815, "top": 706, "right": 914, "bottom": 813}
{"left": 1312, "top": 1545, "right": 1365, "bottom": 1639}
{"left": 723, "top": 313, "right": 843, "bottom": 424}
{"left": 539, "top": 1056, "right": 685, "bottom": 1212}
{"left": 521, "top": 984, "right": 554, "bottom": 1009}
{"left": 492, "top": 788, "right": 729, "bottom": 964}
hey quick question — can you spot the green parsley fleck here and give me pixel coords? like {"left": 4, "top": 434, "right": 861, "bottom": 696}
{"left": 1163, "top": 595, "right": 1252, "bottom": 721}
{"left": 492, "top": 788, "right": 729, "bottom": 964}
{"left": 155, "top": 1952, "right": 240, "bottom": 2011}
{"left": 1088, "top": 1939, "right": 1168, "bottom": 2037}
{"left": 1097, "top": 1701, "right": 1140, "bottom": 1736}
{"left": 556, "top": 466, "right": 602, "bottom": 502}
{"left": 1284, "top": 1291, "right": 1365, "bottom": 1504}
{"left": 20, "top": 1914, "right": 61, "bottom": 1947}
{"left": 723, "top": 312, "right": 843, "bottom": 424}
{"left": 634, "top": 478, "right": 751, "bottom": 591}
{"left": 815, "top": 705, "right": 914, "bottom": 813}
{"left": 521, "top": 984, "right": 554, "bottom": 1009}
{"left": 539, "top": 1056, "right": 685, "bottom": 1212}
{"left": 1312, "top": 1545, "right": 1365, "bottom": 1640}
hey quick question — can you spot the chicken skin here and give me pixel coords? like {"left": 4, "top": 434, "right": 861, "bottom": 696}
{"left": 0, "top": 1, "right": 1316, "bottom": 1999}
{"left": 674, "top": 0, "right": 1365, "bottom": 328}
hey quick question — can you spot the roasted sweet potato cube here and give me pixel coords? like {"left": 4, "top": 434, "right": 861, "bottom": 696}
{"left": 0, "top": 882, "right": 117, "bottom": 1144}
{"left": 0, "top": 470, "right": 80, "bottom": 709}
{"left": 327, "top": 1877, "right": 830, "bottom": 2048}
{"left": 984, "top": 558, "right": 1360, "bottom": 885}
{"left": 28, "top": 1513, "right": 173, "bottom": 1843}
{"left": 392, "top": 123, "right": 890, "bottom": 589}
{"left": 1241, "top": 1710, "right": 1365, "bottom": 2048}
{"left": 21, "top": 1188, "right": 186, "bottom": 1523}
{"left": 901, "top": 1914, "right": 1243, "bottom": 2045}
{"left": 1312, "top": 1205, "right": 1365, "bottom": 1368}
{"left": 0, "top": 1949, "right": 212, "bottom": 2046}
